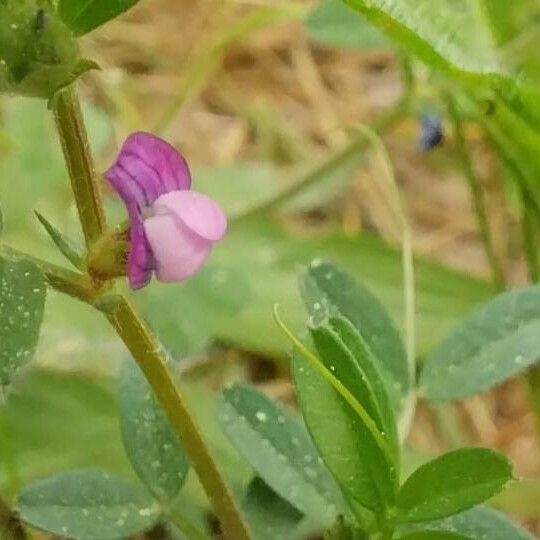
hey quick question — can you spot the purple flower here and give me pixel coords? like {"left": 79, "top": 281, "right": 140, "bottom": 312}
{"left": 105, "top": 132, "right": 227, "bottom": 289}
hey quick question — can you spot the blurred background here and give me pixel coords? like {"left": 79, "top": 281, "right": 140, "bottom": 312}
{"left": 1, "top": 0, "right": 540, "bottom": 537}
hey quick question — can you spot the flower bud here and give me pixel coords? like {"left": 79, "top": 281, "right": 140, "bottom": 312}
{"left": 0, "top": 0, "right": 95, "bottom": 99}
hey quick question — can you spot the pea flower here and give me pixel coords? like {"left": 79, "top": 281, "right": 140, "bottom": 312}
{"left": 105, "top": 132, "right": 227, "bottom": 289}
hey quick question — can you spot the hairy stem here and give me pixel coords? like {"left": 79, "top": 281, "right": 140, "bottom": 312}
{"left": 52, "top": 85, "right": 253, "bottom": 539}
{"left": 0, "top": 244, "right": 97, "bottom": 304}
{"left": 53, "top": 87, "right": 106, "bottom": 247}
{"left": 446, "top": 96, "right": 505, "bottom": 290}
{"left": 101, "top": 296, "right": 252, "bottom": 540}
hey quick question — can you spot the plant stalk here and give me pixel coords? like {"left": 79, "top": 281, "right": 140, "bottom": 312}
{"left": 53, "top": 87, "right": 106, "bottom": 247}
{"left": 52, "top": 85, "right": 252, "bottom": 540}
{"left": 446, "top": 96, "right": 505, "bottom": 290}
{"left": 0, "top": 244, "right": 97, "bottom": 304}
{"left": 101, "top": 295, "right": 252, "bottom": 540}
{"left": 520, "top": 186, "right": 540, "bottom": 283}
{"left": 520, "top": 185, "right": 540, "bottom": 434}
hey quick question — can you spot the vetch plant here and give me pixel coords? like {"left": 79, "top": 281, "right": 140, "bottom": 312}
{"left": 0, "top": 0, "right": 539, "bottom": 539}
{"left": 0, "top": 1, "right": 250, "bottom": 538}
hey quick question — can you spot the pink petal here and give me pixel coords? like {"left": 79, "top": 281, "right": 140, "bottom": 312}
{"left": 105, "top": 132, "right": 191, "bottom": 208}
{"left": 153, "top": 191, "right": 227, "bottom": 242}
{"left": 143, "top": 213, "right": 213, "bottom": 282}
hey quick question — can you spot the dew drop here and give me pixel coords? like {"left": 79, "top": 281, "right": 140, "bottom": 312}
{"left": 255, "top": 411, "right": 267, "bottom": 422}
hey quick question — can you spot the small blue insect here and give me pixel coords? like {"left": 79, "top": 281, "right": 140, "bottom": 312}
{"left": 419, "top": 115, "right": 444, "bottom": 151}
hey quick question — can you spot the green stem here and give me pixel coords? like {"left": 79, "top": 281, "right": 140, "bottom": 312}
{"left": 53, "top": 87, "right": 106, "bottom": 247}
{"left": 231, "top": 97, "right": 410, "bottom": 223}
{"left": 100, "top": 296, "right": 251, "bottom": 540}
{"left": 52, "top": 86, "right": 252, "bottom": 539}
{"left": 520, "top": 185, "right": 540, "bottom": 435}
{"left": 0, "top": 244, "right": 97, "bottom": 304}
{"left": 446, "top": 96, "right": 505, "bottom": 291}
{"left": 346, "top": 121, "right": 416, "bottom": 441}
{"left": 520, "top": 186, "right": 540, "bottom": 283}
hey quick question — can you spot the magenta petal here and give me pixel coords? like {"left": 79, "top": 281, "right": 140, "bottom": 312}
{"left": 153, "top": 191, "right": 227, "bottom": 242}
{"left": 143, "top": 213, "right": 212, "bottom": 282}
{"left": 105, "top": 132, "right": 192, "bottom": 207}
{"left": 127, "top": 204, "right": 154, "bottom": 289}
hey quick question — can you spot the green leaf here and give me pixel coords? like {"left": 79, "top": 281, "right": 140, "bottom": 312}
{"left": 18, "top": 470, "right": 161, "bottom": 539}
{"left": 241, "top": 477, "right": 305, "bottom": 540}
{"left": 396, "top": 448, "right": 513, "bottom": 523}
{"left": 309, "top": 316, "right": 399, "bottom": 458}
{"left": 0, "top": 370, "right": 131, "bottom": 485}
{"left": 411, "top": 506, "right": 535, "bottom": 540}
{"left": 35, "top": 211, "right": 84, "bottom": 270}
{"left": 301, "top": 260, "right": 409, "bottom": 412}
{"left": 58, "top": 0, "right": 140, "bottom": 36}
{"left": 343, "top": 0, "right": 498, "bottom": 75}
{"left": 0, "top": 256, "right": 46, "bottom": 386}
{"left": 217, "top": 384, "right": 344, "bottom": 525}
{"left": 292, "top": 341, "right": 397, "bottom": 515}
{"left": 305, "top": 0, "right": 389, "bottom": 49}
{"left": 420, "top": 285, "right": 540, "bottom": 400}
{"left": 397, "top": 532, "right": 470, "bottom": 540}
{"left": 119, "top": 360, "right": 189, "bottom": 502}
{"left": 0, "top": 370, "right": 234, "bottom": 538}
